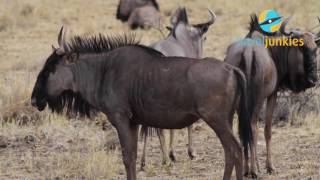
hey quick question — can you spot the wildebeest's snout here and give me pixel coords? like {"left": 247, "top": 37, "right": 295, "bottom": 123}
{"left": 31, "top": 96, "right": 47, "bottom": 111}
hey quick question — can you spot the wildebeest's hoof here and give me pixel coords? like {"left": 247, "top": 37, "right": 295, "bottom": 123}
{"left": 244, "top": 172, "right": 258, "bottom": 179}
{"left": 251, "top": 172, "right": 258, "bottom": 179}
{"left": 266, "top": 166, "right": 276, "bottom": 174}
{"left": 188, "top": 149, "right": 196, "bottom": 160}
{"left": 140, "top": 162, "right": 146, "bottom": 171}
{"left": 169, "top": 151, "right": 176, "bottom": 162}
{"left": 162, "top": 160, "right": 173, "bottom": 167}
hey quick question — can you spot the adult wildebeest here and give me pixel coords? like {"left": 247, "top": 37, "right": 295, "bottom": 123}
{"left": 31, "top": 27, "right": 252, "bottom": 180}
{"left": 140, "top": 7, "right": 216, "bottom": 169}
{"left": 116, "top": 0, "right": 160, "bottom": 29}
{"left": 127, "top": 5, "right": 161, "bottom": 29}
{"left": 225, "top": 15, "right": 319, "bottom": 177}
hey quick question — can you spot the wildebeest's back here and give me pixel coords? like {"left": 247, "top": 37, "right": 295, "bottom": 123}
{"left": 105, "top": 47, "right": 238, "bottom": 128}
{"left": 187, "top": 58, "right": 240, "bottom": 116}
{"left": 225, "top": 42, "right": 277, "bottom": 96}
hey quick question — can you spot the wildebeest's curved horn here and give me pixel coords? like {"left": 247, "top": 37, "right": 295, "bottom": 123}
{"left": 192, "top": 9, "right": 216, "bottom": 34}
{"left": 57, "top": 26, "right": 64, "bottom": 48}
{"left": 62, "top": 27, "right": 70, "bottom": 53}
{"left": 280, "top": 16, "right": 292, "bottom": 36}
{"left": 206, "top": 9, "right": 216, "bottom": 25}
{"left": 280, "top": 16, "right": 302, "bottom": 36}
{"left": 56, "top": 26, "right": 70, "bottom": 55}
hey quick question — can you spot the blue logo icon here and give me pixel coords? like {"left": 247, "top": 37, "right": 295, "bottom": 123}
{"left": 258, "top": 10, "right": 282, "bottom": 33}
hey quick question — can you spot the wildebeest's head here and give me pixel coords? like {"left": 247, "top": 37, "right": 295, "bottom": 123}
{"left": 31, "top": 27, "right": 75, "bottom": 112}
{"left": 116, "top": 0, "right": 159, "bottom": 22}
{"left": 169, "top": 7, "right": 216, "bottom": 58}
{"left": 278, "top": 17, "right": 319, "bottom": 92}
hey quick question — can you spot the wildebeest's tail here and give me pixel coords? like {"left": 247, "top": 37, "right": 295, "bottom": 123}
{"left": 233, "top": 67, "right": 253, "bottom": 150}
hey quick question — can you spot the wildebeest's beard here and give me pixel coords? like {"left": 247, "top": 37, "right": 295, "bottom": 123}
{"left": 46, "top": 90, "right": 94, "bottom": 117}
{"left": 302, "top": 46, "right": 318, "bottom": 88}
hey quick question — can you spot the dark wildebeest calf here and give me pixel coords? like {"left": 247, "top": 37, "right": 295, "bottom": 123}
{"left": 116, "top": 0, "right": 160, "bottom": 29}
{"left": 31, "top": 27, "right": 253, "bottom": 180}
{"left": 225, "top": 15, "right": 319, "bottom": 177}
{"left": 140, "top": 7, "right": 216, "bottom": 169}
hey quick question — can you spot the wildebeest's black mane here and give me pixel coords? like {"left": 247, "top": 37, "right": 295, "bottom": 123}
{"left": 248, "top": 14, "right": 260, "bottom": 34}
{"left": 150, "top": 0, "right": 160, "bottom": 10}
{"left": 67, "top": 33, "right": 163, "bottom": 57}
{"left": 247, "top": 14, "right": 279, "bottom": 37}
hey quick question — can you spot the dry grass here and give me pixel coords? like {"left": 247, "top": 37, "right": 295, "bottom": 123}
{"left": 0, "top": 0, "right": 320, "bottom": 179}
{"left": 0, "top": 114, "right": 121, "bottom": 179}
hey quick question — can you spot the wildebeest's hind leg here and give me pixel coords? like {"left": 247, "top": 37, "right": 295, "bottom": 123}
{"left": 169, "top": 130, "right": 177, "bottom": 162}
{"left": 187, "top": 125, "right": 196, "bottom": 160}
{"left": 156, "top": 129, "right": 170, "bottom": 165}
{"left": 204, "top": 115, "right": 243, "bottom": 180}
{"left": 109, "top": 113, "right": 139, "bottom": 180}
{"left": 140, "top": 126, "right": 148, "bottom": 171}
{"left": 245, "top": 102, "right": 263, "bottom": 179}
{"left": 265, "top": 92, "right": 277, "bottom": 174}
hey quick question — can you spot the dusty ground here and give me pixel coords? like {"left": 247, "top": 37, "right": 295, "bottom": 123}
{"left": 0, "top": 115, "right": 319, "bottom": 180}
{"left": 0, "top": 0, "right": 320, "bottom": 179}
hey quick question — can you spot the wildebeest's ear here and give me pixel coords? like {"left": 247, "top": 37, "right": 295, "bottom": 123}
{"left": 52, "top": 45, "right": 57, "bottom": 52}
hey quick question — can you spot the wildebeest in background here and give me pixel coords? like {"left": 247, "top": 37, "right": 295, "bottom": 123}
{"left": 225, "top": 15, "right": 319, "bottom": 177}
{"left": 139, "top": 7, "right": 216, "bottom": 169}
{"left": 116, "top": 0, "right": 160, "bottom": 29}
{"left": 31, "top": 27, "right": 252, "bottom": 180}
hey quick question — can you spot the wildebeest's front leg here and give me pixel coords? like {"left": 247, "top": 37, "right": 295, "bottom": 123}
{"left": 109, "top": 113, "right": 139, "bottom": 180}
{"left": 187, "top": 125, "right": 196, "bottom": 160}
{"left": 265, "top": 92, "right": 277, "bottom": 174}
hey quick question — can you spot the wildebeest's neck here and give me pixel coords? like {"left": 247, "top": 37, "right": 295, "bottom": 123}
{"left": 69, "top": 53, "right": 108, "bottom": 110}
{"left": 268, "top": 45, "right": 291, "bottom": 90}
{"left": 166, "top": 35, "right": 200, "bottom": 58}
